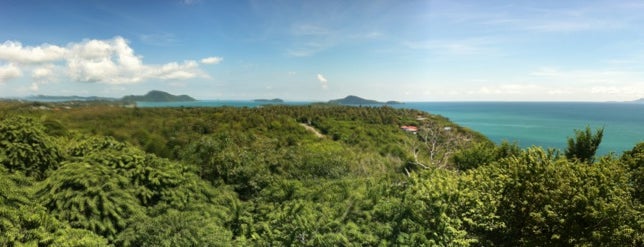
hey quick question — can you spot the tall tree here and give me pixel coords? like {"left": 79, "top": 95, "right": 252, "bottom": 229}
{"left": 565, "top": 126, "right": 604, "bottom": 163}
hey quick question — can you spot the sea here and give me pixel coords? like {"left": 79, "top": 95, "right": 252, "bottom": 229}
{"left": 136, "top": 101, "right": 644, "bottom": 155}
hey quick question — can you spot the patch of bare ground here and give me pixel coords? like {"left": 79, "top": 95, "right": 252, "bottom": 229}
{"left": 299, "top": 123, "right": 324, "bottom": 138}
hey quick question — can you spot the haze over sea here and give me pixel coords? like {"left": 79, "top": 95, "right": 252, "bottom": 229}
{"left": 137, "top": 101, "right": 644, "bottom": 155}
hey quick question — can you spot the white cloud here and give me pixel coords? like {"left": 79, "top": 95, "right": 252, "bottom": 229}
{"left": 158, "top": 69, "right": 196, "bottom": 80}
{"left": 32, "top": 64, "right": 56, "bottom": 82}
{"left": 0, "top": 36, "right": 217, "bottom": 85}
{"left": 404, "top": 37, "right": 500, "bottom": 56}
{"left": 287, "top": 41, "right": 330, "bottom": 57}
{"left": 531, "top": 67, "right": 642, "bottom": 84}
{"left": 0, "top": 63, "right": 22, "bottom": 83}
{"left": 590, "top": 85, "right": 644, "bottom": 96}
{"left": 154, "top": 60, "right": 204, "bottom": 80}
{"left": 547, "top": 89, "right": 572, "bottom": 95}
{"left": 0, "top": 41, "right": 66, "bottom": 64}
{"left": 66, "top": 37, "right": 147, "bottom": 84}
{"left": 29, "top": 82, "right": 38, "bottom": 92}
{"left": 317, "top": 73, "right": 328, "bottom": 89}
{"left": 521, "top": 67, "right": 644, "bottom": 100}
{"left": 201, "top": 56, "right": 223, "bottom": 64}
{"left": 468, "top": 84, "right": 541, "bottom": 95}
{"left": 526, "top": 20, "right": 617, "bottom": 32}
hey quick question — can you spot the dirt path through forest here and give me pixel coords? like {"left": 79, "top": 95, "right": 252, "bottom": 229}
{"left": 299, "top": 123, "right": 324, "bottom": 138}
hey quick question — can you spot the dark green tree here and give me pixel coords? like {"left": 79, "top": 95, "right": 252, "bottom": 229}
{"left": 116, "top": 209, "right": 233, "bottom": 247}
{"left": 383, "top": 170, "right": 474, "bottom": 246}
{"left": 490, "top": 147, "right": 640, "bottom": 246}
{"left": 565, "top": 126, "right": 604, "bottom": 163}
{"left": 37, "top": 162, "right": 145, "bottom": 242}
{"left": 0, "top": 116, "right": 62, "bottom": 179}
{"left": 0, "top": 169, "right": 54, "bottom": 245}
{"left": 452, "top": 141, "right": 521, "bottom": 171}
{"left": 1, "top": 168, "right": 108, "bottom": 246}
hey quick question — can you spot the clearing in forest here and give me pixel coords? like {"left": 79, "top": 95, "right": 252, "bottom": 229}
{"left": 299, "top": 123, "right": 324, "bottom": 138}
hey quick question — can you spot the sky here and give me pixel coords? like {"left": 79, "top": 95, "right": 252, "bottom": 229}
{"left": 1, "top": 0, "right": 644, "bottom": 101}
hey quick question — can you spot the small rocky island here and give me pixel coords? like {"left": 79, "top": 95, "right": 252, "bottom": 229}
{"left": 254, "top": 98, "right": 284, "bottom": 103}
{"left": 122, "top": 90, "right": 196, "bottom": 102}
{"left": 329, "top": 95, "right": 403, "bottom": 105}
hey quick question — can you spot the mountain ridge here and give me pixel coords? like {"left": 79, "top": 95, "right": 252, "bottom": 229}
{"left": 122, "top": 90, "right": 196, "bottom": 102}
{"left": 328, "top": 95, "right": 402, "bottom": 105}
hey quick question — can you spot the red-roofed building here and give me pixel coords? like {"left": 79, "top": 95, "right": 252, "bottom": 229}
{"left": 401, "top": 125, "right": 418, "bottom": 133}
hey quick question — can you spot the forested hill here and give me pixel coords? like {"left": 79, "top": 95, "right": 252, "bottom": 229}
{"left": 329, "top": 95, "right": 404, "bottom": 105}
{"left": 0, "top": 101, "right": 642, "bottom": 246}
{"left": 329, "top": 95, "right": 384, "bottom": 105}
{"left": 122, "top": 90, "right": 195, "bottom": 102}
{"left": 254, "top": 98, "right": 284, "bottom": 103}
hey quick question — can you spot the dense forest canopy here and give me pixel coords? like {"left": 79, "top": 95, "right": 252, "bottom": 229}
{"left": 0, "top": 101, "right": 642, "bottom": 246}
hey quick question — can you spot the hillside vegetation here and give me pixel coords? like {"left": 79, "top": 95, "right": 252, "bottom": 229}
{"left": 0, "top": 101, "right": 642, "bottom": 246}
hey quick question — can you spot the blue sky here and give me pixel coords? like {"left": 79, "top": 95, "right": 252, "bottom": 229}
{"left": 1, "top": 0, "right": 643, "bottom": 101}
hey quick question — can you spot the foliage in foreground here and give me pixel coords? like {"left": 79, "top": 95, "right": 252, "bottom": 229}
{"left": 0, "top": 104, "right": 642, "bottom": 246}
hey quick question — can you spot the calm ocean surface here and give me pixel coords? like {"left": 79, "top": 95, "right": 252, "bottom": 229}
{"left": 137, "top": 101, "right": 644, "bottom": 155}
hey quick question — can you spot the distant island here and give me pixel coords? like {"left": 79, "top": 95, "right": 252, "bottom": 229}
{"left": 26, "top": 95, "right": 117, "bottom": 101}
{"left": 633, "top": 98, "right": 644, "bottom": 103}
{"left": 329, "top": 95, "right": 403, "bottom": 105}
{"left": 254, "top": 98, "right": 284, "bottom": 103}
{"left": 122, "top": 90, "right": 196, "bottom": 102}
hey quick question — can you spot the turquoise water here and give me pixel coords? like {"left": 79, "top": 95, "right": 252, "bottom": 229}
{"left": 137, "top": 101, "right": 644, "bottom": 155}
{"left": 398, "top": 102, "right": 644, "bottom": 155}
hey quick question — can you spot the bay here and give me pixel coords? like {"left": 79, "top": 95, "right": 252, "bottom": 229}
{"left": 398, "top": 102, "right": 644, "bottom": 155}
{"left": 138, "top": 101, "right": 644, "bottom": 155}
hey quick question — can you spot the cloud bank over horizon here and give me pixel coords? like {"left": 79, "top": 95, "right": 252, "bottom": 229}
{"left": 0, "top": 36, "right": 221, "bottom": 91}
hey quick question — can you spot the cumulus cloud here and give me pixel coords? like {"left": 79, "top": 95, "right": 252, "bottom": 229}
{"left": 0, "top": 63, "right": 22, "bottom": 83}
{"left": 155, "top": 60, "right": 202, "bottom": 80}
{"left": 32, "top": 64, "right": 56, "bottom": 83}
{"left": 0, "top": 41, "right": 66, "bottom": 63}
{"left": 317, "top": 73, "right": 328, "bottom": 89}
{"left": 0, "top": 36, "right": 220, "bottom": 84}
{"left": 200, "top": 56, "right": 223, "bottom": 64}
